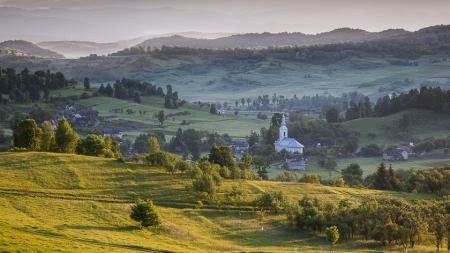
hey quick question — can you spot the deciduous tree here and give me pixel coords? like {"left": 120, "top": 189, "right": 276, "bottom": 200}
{"left": 55, "top": 119, "right": 79, "bottom": 153}
{"left": 13, "top": 119, "right": 41, "bottom": 150}
{"left": 325, "top": 226, "right": 339, "bottom": 252}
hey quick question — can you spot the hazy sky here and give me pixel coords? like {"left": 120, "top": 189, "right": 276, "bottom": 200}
{"left": 0, "top": 0, "right": 449, "bottom": 43}
{"left": 2, "top": 0, "right": 450, "bottom": 15}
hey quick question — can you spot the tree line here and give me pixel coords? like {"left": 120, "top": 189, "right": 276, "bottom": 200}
{"left": 12, "top": 118, "right": 120, "bottom": 158}
{"left": 0, "top": 67, "right": 73, "bottom": 103}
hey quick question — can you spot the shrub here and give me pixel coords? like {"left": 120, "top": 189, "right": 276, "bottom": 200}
{"left": 299, "top": 173, "right": 320, "bottom": 184}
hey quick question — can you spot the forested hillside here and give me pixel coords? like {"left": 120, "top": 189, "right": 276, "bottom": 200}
{"left": 137, "top": 28, "right": 408, "bottom": 49}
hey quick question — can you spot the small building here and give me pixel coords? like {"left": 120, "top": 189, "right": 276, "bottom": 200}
{"left": 285, "top": 154, "right": 307, "bottom": 170}
{"left": 74, "top": 117, "right": 90, "bottom": 127}
{"left": 217, "top": 110, "right": 226, "bottom": 117}
{"left": 102, "top": 115, "right": 119, "bottom": 121}
{"left": 44, "top": 119, "right": 57, "bottom": 130}
{"left": 230, "top": 140, "right": 249, "bottom": 151}
{"left": 103, "top": 128, "right": 123, "bottom": 138}
{"left": 285, "top": 160, "right": 306, "bottom": 170}
{"left": 80, "top": 110, "right": 99, "bottom": 117}
{"left": 383, "top": 149, "right": 408, "bottom": 161}
{"left": 397, "top": 146, "right": 413, "bottom": 154}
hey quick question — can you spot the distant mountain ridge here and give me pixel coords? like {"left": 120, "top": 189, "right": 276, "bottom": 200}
{"left": 137, "top": 28, "right": 409, "bottom": 49}
{"left": 0, "top": 40, "right": 64, "bottom": 58}
{"left": 36, "top": 32, "right": 237, "bottom": 58}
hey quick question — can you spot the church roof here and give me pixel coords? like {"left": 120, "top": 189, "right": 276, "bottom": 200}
{"left": 275, "top": 137, "right": 304, "bottom": 148}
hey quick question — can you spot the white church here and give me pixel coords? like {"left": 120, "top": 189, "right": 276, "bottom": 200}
{"left": 274, "top": 114, "right": 304, "bottom": 154}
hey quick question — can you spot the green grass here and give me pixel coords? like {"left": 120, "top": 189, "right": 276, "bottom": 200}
{"left": 69, "top": 94, "right": 268, "bottom": 140}
{"left": 342, "top": 108, "right": 450, "bottom": 147}
{"left": 0, "top": 151, "right": 443, "bottom": 252}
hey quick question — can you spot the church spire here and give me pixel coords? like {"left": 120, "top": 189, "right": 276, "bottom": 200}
{"left": 279, "top": 113, "right": 288, "bottom": 140}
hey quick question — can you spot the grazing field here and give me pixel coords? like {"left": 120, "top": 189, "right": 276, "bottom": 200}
{"left": 0, "top": 152, "right": 440, "bottom": 252}
{"left": 342, "top": 109, "right": 450, "bottom": 147}
{"left": 69, "top": 94, "right": 268, "bottom": 140}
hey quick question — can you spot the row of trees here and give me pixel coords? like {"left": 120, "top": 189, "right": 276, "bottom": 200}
{"left": 0, "top": 67, "right": 73, "bottom": 103}
{"left": 284, "top": 194, "right": 450, "bottom": 252}
{"left": 373, "top": 86, "right": 450, "bottom": 117}
{"left": 12, "top": 118, "right": 120, "bottom": 158}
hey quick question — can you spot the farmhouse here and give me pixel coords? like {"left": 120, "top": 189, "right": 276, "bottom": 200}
{"left": 285, "top": 154, "right": 307, "bottom": 170}
{"left": 80, "top": 110, "right": 99, "bottom": 117}
{"left": 103, "top": 128, "right": 123, "bottom": 138}
{"left": 230, "top": 140, "right": 249, "bottom": 151}
{"left": 397, "top": 145, "right": 413, "bottom": 154}
{"left": 383, "top": 148, "right": 408, "bottom": 161}
{"left": 102, "top": 115, "right": 119, "bottom": 121}
{"left": 274, "top": 114, "right": 304, "bottom": 154}
{"left": 74, "top": 117, "right": 90, "bottom": 127}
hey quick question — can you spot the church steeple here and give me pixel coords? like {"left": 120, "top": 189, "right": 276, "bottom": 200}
{"left": 279, "top": 114, "right": 288, "bottom": 140}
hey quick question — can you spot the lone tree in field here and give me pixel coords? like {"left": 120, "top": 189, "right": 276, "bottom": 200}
{"left": 130, "top": 199, "right": 162, "bottom": 229}
{"left": 325, "top": 157, "right": 337, "bottom": 178}
{"left": 157, "top": 110, "right": 165, "bottom": 125}
{"left": 325, "top": 226, "right": 339, "bottom": 252}
{"left": 84, "top": 77, "right": 90, "bottom": 90}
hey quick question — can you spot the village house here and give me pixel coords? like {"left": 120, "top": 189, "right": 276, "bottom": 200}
{"left": 397, "top": 145, "right": 413, "bottom": 154}
{"left": 383, "top": 148, "right": 408, "bottom": 161}
{"left": 102, "top": 115, "right": 119, "bottom": 121}
{"left": 103, "top": 128, "right": 123, "bottom": 138}
{"left": 80, "top": 110, "right": 99, "bottom": 117}
{"left": 230, "top": 140, "right": 249, "bottom": 151}
{"left": 284, "top": 154, "right": 307, "bottom": 170}
{"left": 74, "top": 117, "right": 90, "bottom": 127}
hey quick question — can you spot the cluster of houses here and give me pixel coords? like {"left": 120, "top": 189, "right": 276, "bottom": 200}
{"left": 47, "top": 104, "right": 123, "bottom": 138}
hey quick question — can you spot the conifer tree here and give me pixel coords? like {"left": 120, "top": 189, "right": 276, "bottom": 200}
{"left": 130, "top": 199, "right": 162, "bottom": 229}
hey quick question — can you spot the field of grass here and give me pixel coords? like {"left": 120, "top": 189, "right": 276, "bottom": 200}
{"left": 67, "top": 94, "right": 268, "bottom": 140}
{"left": 0, "top": 151, "right": 443, "bottom": 252}
{"left": 342, "top": 108, "right": 450, "bottom": 147}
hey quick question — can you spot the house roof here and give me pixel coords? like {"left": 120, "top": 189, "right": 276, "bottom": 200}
{"left": 231, "top": 140, "right": 248, "bottom": 146}
{"left": 384, "top": 150, "right": 404, "bottom": 156}
{"left": 103, "top": 128, "right": 123, "bottom": 134}
{"left": 287, "top": 154, "right": 305, "bottom": 160}
{"left": 275, "top": 137, "right": 304, "bottom": 148}
{"left": 397, "top": 146, "right": 413, "bottom": 153}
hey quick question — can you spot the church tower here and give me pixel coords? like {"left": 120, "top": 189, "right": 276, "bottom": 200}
{"left": 279, "top": 114, "right": 288, "bottom": 140}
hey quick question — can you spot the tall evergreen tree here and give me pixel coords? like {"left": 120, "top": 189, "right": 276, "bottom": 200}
{"left": 374, "top": 162, "right": 389, "bottom": 190}
{"left": 84, "top": 77, "right": 90, "bottom": 90}
{"left": 98, "top": 83, "right": 105, "bottom": 95}
{"left": 387, "top": 164, "right": 399, "bottom": 191}
{"left": 104, "top": 83, "right": 114, "bottom": 97}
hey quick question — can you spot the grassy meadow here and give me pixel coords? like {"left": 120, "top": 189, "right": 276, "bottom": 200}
{"left": 0, "top": 151, "right": 442, "bottom": 252}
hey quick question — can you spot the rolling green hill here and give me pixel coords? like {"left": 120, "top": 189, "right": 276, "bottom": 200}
{"left": 0, "top": 40, "right": 64, "bottom": 58}
{"left": 342, "top": 108, "right": 450, "bottom": 147}
{"left": 0, "top": 152, "right": 438, "bottom": 252}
